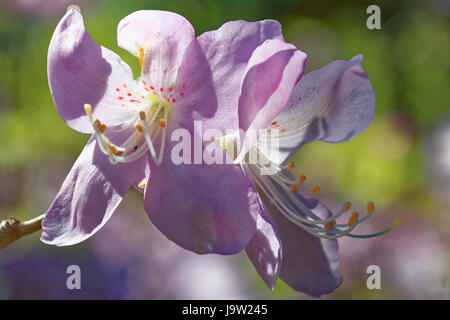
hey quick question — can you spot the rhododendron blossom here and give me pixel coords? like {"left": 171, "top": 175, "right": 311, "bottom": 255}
{"left": 219, "top": 56, "right": 400, "bottom": 296}
{"left": 42, "top": 9, "right": 305, "bottom": 258}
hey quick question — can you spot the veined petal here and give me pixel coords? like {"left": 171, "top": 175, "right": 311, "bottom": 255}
{"left": 268, "top": 192, "right": 342, "bottom": 296}
{"left": 117, "top": 10, "right": 195, "bottom": 88}
{"left": 48, "top": 9, "right": 136, "bottom": 134}
{"left": 245, "top": 190, "right": 282, "bottom": 290}
{"left": 236, "top": 39, "right": 307, "bottom": 161}
{"left": 169, "top": 38, "right": 219, "bottom": 133}
{"left": 197, "top": 19, "right": 284, "bottom": 131}
{"left": 261, "top": 55, "right": 375, "bottom": 165}
{"left": 143, "top": 139, "right": 259, "bottom": 255}
{"left": 41, "top": 138, "right": 146, "bottom": 246}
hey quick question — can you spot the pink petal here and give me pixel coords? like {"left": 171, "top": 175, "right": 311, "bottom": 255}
{"left": 117, "top": 10, "right": 195, "bottom": 89}
{"left": 143, "top": 140, "right": 259, "bottom": 255}
{"left": 236, "top": 39, "right": 307, "bottom": 161}
{"left": 197, "top": 19, "right": 284, "bottom": 131}
{"left": 48, "top": 9, "right": 136, "bottom": 133}
{"left": 41, "top": 138, "right": 146, "bottom": 246}
{"left": 245, "top": 191, "right": 282, "bottom": 290}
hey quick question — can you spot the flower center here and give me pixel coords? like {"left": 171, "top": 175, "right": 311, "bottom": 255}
{"left": 84, "top": 93, "right": 172, "bottom": 165}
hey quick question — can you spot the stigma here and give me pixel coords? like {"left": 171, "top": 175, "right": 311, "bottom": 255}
{"left": 84, "top": 92, "right": 171, "bottom": 165}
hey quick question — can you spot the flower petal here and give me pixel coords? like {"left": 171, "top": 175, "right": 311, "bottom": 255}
{"left": 264, "top": 55, "right": 375, "bottom": 165}
{"left": 143, "top": 140, "right": 259, "bottom": 255}
{"left": 197, "top": 20, "right": 284, "bottom": 131}
{"left": 41, "top": 138, "right": 146, "bottom": 246}
{"left": 236, "top": 39, "right": 307, "bottom": 161}
{"left": 169, "top": 38, "right": 219, "bottom": 133}
{"left": 48, "top": 9, "right": 136, "bottom": 133}
{"left": 268, "top": 192, "right": 342, "bottom": 296}
{"left": 245, "top": 190, "right": 282, "bottom": 290}
{"left": 117, "top": 10, "right": 195, "bottom": 88}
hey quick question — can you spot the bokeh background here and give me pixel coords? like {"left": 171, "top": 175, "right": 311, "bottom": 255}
{"left": 0, "top": 0, "right": 449, "bottom": 299}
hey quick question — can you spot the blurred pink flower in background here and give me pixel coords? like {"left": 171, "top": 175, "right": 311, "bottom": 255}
{"left": 338, "top": 206, "right": 450, "bottom": 299}
{"left": 425, "top": 114, "right": 450, "bottom": 207}
{"left": 0, "top": 0, "right": 91, "bottom": 19}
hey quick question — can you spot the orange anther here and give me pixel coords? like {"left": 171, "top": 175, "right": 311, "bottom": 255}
{"left": 108, "top": 144, "right": 117, "bottom": 154}
{"left": 137, "top": 47, "right": 145, "bottom": 71}
{"left": 288, "top": 161, "right": 295, "bottom": 168}
{"left": 345, "top": 201, "right": 352, "bottom": 211}
{"left": 299, "top": 174, "right": 306, "bottom": 184}
{"left": 136, "top": 123, "right": 143, "bottom": 133}
{"left": 93, "top": 120, "right": 106, "bottom": 133}
{"left": 367, "top": 201, "right": 375, "bottom": 213}
{"left": 139, "top": 111, "right": 146, "bottom": 120}
{"left": 325, "top": 221, "right": 334, "bottom": 230}
{"left": 348, "top": 211, "right": 359, "bottom": 227}
{"left": 291, "top": 184, "right": 299, "bottom": 191}
{"left": 312, "top": 185, "right": 320, "bottom": 192}
{"left": 158, "top": 119, "right": 166, "bottom": 127}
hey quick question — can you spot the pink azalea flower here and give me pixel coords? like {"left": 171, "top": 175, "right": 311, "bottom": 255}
{"left": 219, "top": 55, "right": 400, "bottom": 296}
{"left": 41, "top": 9, "right": 306, "bottom": 259}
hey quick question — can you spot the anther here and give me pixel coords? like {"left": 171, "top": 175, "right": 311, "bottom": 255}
{"left": 108, "top": 144, "right": 117, "bottom": 154}
{"left": 137, "top": 47, "right": 144, "bottom": 71}
{"left": 345, "top": 201, "right": 352, "bottom": 211}
{"left": 348, "top": 211, "right": 359, "bottom": 227}
{"left": 325, "top": 221, "right": 334, "bottom": 230}
{"left": 93, "top": 120, "right": 106, "bottom": 133}
{"left": 288, "top": 161, "right": 295, "bottom": 168}
{"left": 299, "top": 174, "right": 306, "bottom": 184}
{"left": 139, "top": 111, "right": 146, "bottom": 121}
{"left": 312, "top": 185, "right": 320, "bottom": 192}
{"left": 158, "top": 119, "right": 166, "bottom": 127}
{"left": 367, "top": 201, "right": 375, "bottom": 213}
{"left": 136, "top": 123, "right": 143, "bottom": 133}
{"left": 291, "top": 184, "right": 299, "bottom": 191}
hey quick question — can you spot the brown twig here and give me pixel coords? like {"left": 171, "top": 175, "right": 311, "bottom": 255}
{"left": 0, "top": 214, "right": 44, "bottom": 249}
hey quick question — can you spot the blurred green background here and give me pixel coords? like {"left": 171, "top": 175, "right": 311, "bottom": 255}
{"left": 0, "top": 0, "right": 449, "bottom": 299}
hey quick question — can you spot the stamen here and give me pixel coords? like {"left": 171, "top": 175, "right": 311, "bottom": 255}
{"left": 288, "top": 161, "right": 295, "bottom": 168}
{"left": 243, "top": 145, "right": 399, "bottom": 240}
{"left": 158, "top": 119, "right": 166, "bottom": 127}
